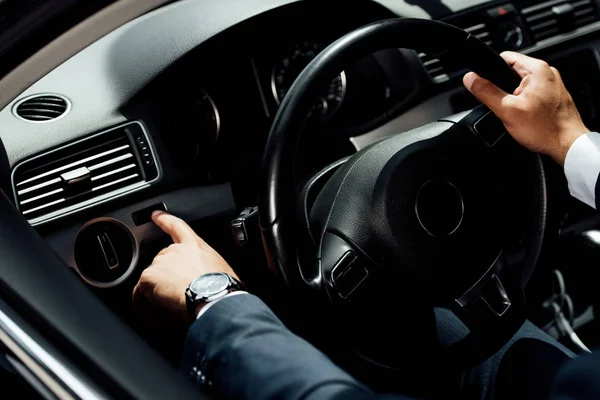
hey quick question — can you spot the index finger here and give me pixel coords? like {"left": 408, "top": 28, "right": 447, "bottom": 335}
{"left": 500, "top": 51, "right": 544, "bottom": 78}
{"left": 152, "top": 211, "right": 199, "bottom": 244}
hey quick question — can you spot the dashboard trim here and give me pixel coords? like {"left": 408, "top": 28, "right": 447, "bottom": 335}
{"left": 0, "top": 301, "right": 105, "bottom": 400}
{"left": 11, "top": 120, "right": 162, "bottom": 227}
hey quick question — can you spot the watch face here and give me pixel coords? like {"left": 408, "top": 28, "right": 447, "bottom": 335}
{"left": 190, "top": 273, "right": 230, "bottom": 298}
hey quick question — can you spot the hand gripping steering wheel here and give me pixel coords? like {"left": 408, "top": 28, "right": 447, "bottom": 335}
{"left": 259, "top": 18, "right": 547, "bottom": 372}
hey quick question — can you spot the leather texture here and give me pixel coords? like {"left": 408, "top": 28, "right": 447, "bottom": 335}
{"left": 260, "top": 18, "right": 521, "bottom": 286}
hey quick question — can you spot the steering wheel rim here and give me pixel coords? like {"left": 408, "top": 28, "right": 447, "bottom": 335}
{"left": 259, "top": 18, "right": 547, "bottom": 371}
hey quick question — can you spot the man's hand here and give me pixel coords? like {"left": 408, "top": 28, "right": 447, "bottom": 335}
{"left": 463, "top": 51, "right": 589, "bottom": 165}
{"left": 132, "top": 211, "right": 239, "bottom": 322}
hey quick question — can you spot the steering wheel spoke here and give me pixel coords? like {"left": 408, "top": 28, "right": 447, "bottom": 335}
{"left": 319, "top": 232, "right": 372, "bottom": 301}
{"left": 454, "top": 253, "right": 512, "bottom": 320}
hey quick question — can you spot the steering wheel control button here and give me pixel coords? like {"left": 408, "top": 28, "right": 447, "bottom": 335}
{"left": 479, "top": 274, "right": 512, "bottom": 317}
{"left": 415, "top": 180, "right": 464, "bottom": 237}
{"left": 474, "top": 111, "right": 507, "bottom": 146}
{"left": 132, "top": 202, "right": 167, "bottom": 226}
{"left": 74, "top": 219, "right": 137, "bottom": 287}
{"left": 331, "top": 251, "right": 368, "bottom": 299}
{"left": 231, "top": 206, "right": 259, "bottom": 246}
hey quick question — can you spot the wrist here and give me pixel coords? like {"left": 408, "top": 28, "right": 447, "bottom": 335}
{"left": 552, "top": 126, "right": 589, "bottom": 165}
{"left": 186, "top": 272, "right": 244, "bottom": 320}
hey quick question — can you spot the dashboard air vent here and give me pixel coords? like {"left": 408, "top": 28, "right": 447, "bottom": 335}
{"left": 13, "top": 94, "right": 70, "bottom": 122}
{"left": 12, "top": 122, "right": 159, "bottom": 224}
{"left": 419, "top": 23, "right": 492, "bottom": 84}
{"left": 522, "top": 0, "right": 599, "bottom": 41}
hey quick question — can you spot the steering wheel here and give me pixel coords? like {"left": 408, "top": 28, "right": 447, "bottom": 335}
{"left": 259, "top": 18, "right": 547, "bottom": 372}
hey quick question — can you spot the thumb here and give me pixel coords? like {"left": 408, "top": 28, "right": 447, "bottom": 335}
{"left": 463, "top": 72, "right": 510, "bottom": 116}
{"left": 151, "top": 211, "right": 199, "bottom": 244}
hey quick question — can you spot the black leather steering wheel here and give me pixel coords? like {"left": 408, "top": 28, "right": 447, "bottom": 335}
{"left": 259, "top": 18, "right": 547, "bottom": 371}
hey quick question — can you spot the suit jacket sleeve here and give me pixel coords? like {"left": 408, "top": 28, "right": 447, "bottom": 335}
{"left": 550, "top": 350, "right": 600, "bottom": 399}
{"left": 180, "top": 293, "right": 410, "bottom": 400}
{"left": 563, "top": 132, "right": 600, "bottom": 209}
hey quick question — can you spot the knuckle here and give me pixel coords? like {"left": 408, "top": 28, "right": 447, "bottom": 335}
{"left": 515, "top": 100, "right": 532, "bottom": 114}
{"left": 140, "top": 268, "right": 153, "bottom": 281}
{"left": 534, "top": 59, "right": 549, "bottom": 71}
{"left": 169, "top": 243, "right": 184, "bottom": 252}
{"left": 502, "top": 98, "right": 528, "bottom": 117}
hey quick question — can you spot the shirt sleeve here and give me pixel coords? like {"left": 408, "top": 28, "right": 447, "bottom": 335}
{"left": 563, "top": 132, "right": 600, "bottom": 209}
{"left": 196, "top": 290, "right": 249, "bottom": 320}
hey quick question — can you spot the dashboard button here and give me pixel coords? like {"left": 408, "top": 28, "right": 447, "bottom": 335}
{"left": 132, "top": 203, "right": 167, "bottom": 226}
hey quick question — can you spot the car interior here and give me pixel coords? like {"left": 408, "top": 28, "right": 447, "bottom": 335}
{"left": 1, "top": 0, "right": 600, "bottom": 398}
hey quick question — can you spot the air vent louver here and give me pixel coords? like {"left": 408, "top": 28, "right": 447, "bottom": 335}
{"left": 522, "top": 0, "right": 599, "bottom": 41}
{"left": 14, "top": 94, "right": 70, "bottom": 122}
{"left": 419, "top": 23, "right": 492, "bottom": 84}
{"left": 13, "top": 122, "right": 159, "bottom": 224}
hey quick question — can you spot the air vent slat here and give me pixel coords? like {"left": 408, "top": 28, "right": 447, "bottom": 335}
{"left": 18, "top": 102, "right": 67, "bottom": 110}
{"left": 531, "top": 19, "right": 559, "bottom": 31}
{"left": 426, "top": 65, "right": 445, "bottom": 75}
{"left": 573, "top": 0, "right": 592, "bottom": 7}
{"left": 88, "top": 153, "right": 133, "bottom": 171}
{"left": 19, "top": 115, "right": 55, "bottom": 121}
{"left": 92, "top": 174, "right": 140, "bottom": 192}
{"left": 465, "top": 23, "right": 486, "bottom": 32}
{"left": 91, "top": 164, "right": 137, "bottom": 181}
{"left": 17, "top": 144, "right": 131, "bottom": 186}
{"left": 526, "top": 10, "right": 555, "bottom": 22}
{"left": 522, "top": 0, "right": 566, "bottom": 15}
{"left": 13, "top": 122, "right": 160, "bottom": 224}
{"left": 574, "top": 7, "right": 595, "bottom": 17}
{"left": 575, "top": 14, "right": 597, "bottom": 24}
{"left": 20, "top": 188, "right": 64, "bottom": 205}
{"left": 523, "top": 0, "right": 599, "bottom": 42}
{"left": 17, "top": 178, "right": 61, "bottom": 196}
{"left": 22, "top": 199, "right": 66, "bottom": 215}
{"left": 13, "top": 94, "right": 69, "bottom": 123}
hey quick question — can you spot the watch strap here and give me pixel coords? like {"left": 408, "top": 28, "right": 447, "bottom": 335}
{"left": 185, "top": 287, "right": 197, "bottom": 320}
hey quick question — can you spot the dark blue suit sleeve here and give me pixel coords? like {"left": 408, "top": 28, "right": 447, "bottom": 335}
{"left": 180, "top": 294, "right": 410, "bottom": 400}
{"left": 551, "top": 350, "right": 600, "bottom": 400}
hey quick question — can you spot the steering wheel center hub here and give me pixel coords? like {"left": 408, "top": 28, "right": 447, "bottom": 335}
{"left": 416, "top": 180, "right": 464, "bottom": 237}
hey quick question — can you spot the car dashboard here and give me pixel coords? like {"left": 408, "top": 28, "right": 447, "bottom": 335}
{"left": 2, "top": 0, "right": 600, "bottom": 349}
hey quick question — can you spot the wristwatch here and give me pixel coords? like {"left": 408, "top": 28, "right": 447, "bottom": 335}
{"left": 185, "top": 272, "right": 244, "bottom": 319}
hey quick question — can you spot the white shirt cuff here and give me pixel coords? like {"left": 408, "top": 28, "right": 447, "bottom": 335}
{"left": 564, "top": 132, "right": 600, "bottom": 209}
{"left": 196, "top": 291, "right": 249, "bottom": 320}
